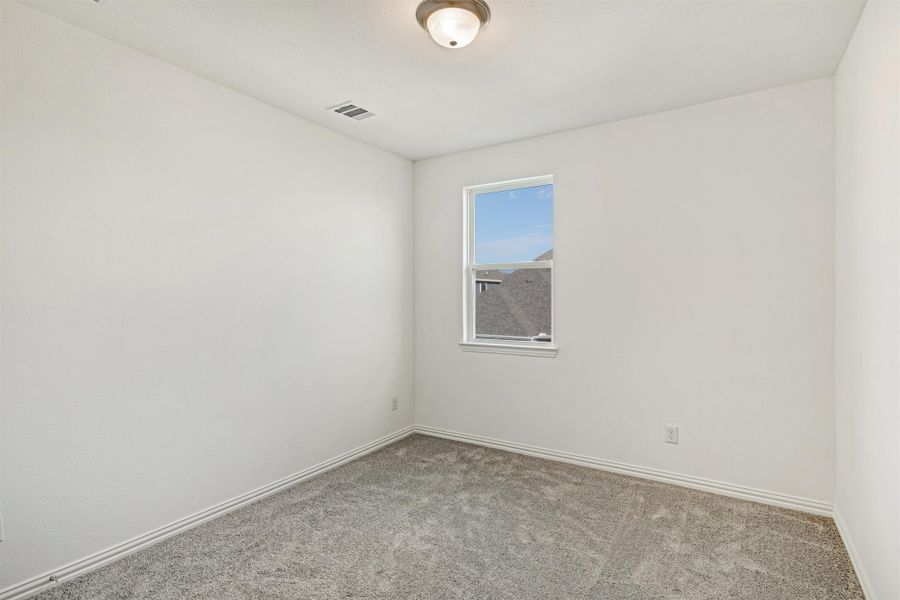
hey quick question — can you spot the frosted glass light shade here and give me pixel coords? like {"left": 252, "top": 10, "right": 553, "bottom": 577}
{"left": 426, "top": 7, "right": 481, "bottom": 48}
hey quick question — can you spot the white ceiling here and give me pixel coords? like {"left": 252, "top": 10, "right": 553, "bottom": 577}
{"left": 23, "top": 0, "right": 863, "bottom": 160}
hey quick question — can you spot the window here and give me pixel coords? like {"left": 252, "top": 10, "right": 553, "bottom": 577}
{"left": 461, "top": 175, "right": 556, "bottom": 357}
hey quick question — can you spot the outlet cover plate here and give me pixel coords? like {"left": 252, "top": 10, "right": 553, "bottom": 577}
{"left": 665, "top": 425, "right": 679, "bottom": 444}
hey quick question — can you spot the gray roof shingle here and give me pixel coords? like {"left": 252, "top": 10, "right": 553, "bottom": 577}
{"left": 475, "top": 250, "right": 552, "bottom": 339}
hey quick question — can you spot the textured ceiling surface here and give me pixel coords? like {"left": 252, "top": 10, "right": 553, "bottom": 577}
{"left": 23, "top": 0, "right": 863, "bottom": 159}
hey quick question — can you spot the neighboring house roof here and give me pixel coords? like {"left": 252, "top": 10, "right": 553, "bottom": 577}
{"left": 475, "top": 250, "right": 552, "bottom": 339}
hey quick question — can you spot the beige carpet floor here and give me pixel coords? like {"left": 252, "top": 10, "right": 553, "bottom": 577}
{"left": 36, "top": 434, "right": 863, "bottom": 600}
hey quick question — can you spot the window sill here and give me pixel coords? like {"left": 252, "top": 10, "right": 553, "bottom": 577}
{"left": 459, "top": 341, "right": 559, "bottom": 358}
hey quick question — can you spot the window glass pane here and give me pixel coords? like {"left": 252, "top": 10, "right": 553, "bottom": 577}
{"left": 475, "top": 267, "right": 551, "bottom": 341}
{"left": 474, "top": 184, "right": 552, "bottom": 264}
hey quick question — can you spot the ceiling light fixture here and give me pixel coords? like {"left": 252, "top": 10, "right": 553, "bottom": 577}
{"left": 416, "top": 0, "right": 491, "bottom": 49}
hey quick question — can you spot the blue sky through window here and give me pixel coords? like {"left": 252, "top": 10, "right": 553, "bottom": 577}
{"left": 474, "top": 184, "right": 553, "bottom": 264}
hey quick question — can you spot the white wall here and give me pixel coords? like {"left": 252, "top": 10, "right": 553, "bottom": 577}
{"left": 0, "top": 2, "right": 414, "bottom": 589}
{"left": 415, "top": 79, "right": 836, "bottom": 504}
{"left": 834, "top": 1, "right": 900, "bottom": 598}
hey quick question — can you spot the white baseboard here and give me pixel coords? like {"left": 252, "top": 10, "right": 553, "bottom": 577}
{"left": 0, "top": 426, "right": 415, "bottom": 600}
{"left": 413, "top": 425, "right": 834, "bottom": 517}
{"left": 833, "top": 506, "right": 875, "bottom": 600}
{"left": 0, "top": 423, "right": 841, "bottom": 600}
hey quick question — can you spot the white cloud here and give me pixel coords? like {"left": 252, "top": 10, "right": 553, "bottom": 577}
{"left": 476, "top": 232, "right": 552, "bottom": 263}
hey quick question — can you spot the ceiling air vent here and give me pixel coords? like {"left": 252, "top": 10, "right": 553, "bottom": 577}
{"left": 327, "top": 101, "right": 375, "bottom": 121}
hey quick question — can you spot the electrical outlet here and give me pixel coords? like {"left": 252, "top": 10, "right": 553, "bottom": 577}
{"left": 665, "top": 425, "right": 679, "bottom": 444}
{"left": 391, "top": 396, "right": 399, "bottom": 411}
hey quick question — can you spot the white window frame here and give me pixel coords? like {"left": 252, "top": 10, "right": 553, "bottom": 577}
{"left": 460, "top": 174, "right": 558, "bottom": 358}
